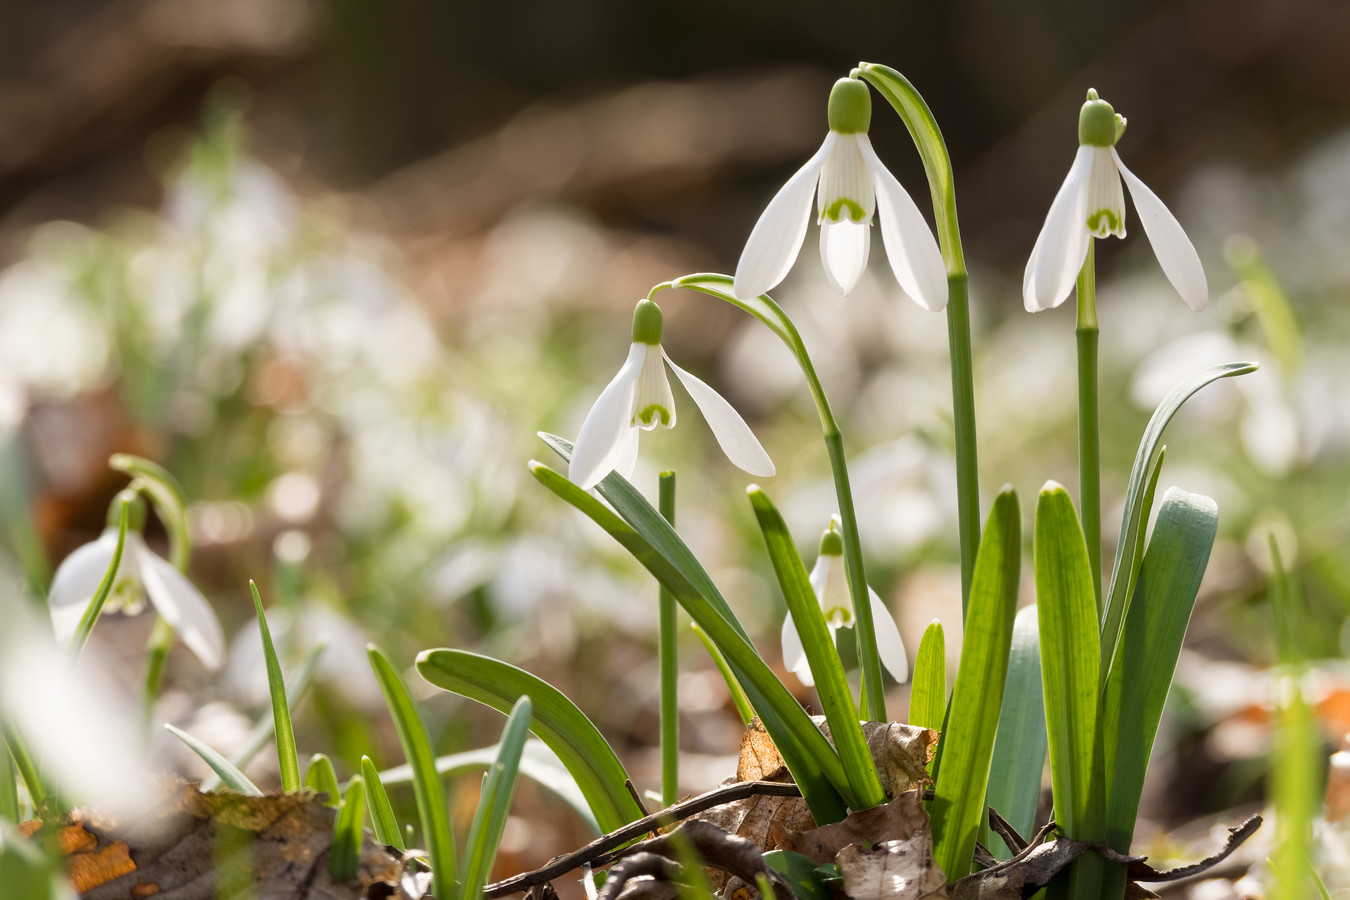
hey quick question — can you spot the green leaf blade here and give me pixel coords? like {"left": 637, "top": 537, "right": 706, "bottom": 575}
{"left": 361, "top": 755, "right": 405, "bottom": 851}
{"left": 460, "top": 696, "right": 533, "bottom": 900}
{"left": 251, "top": 581, "right": 301, "bottom": 794}
{"left": 368, "top": 644, "right": 458, "bottom": 900}
{"left": 416, "top": 649, "right": 643, "bottom": 833}
{"left": 908, "top": 620, "right": 946, "bottom": 733}
{"left": 747, "top": 486, "right": 881, "bottom": 811}
{"left": 304, "top": 754, "right": 341, "bottom": 808}
{"left": 932, "top": 487, "right": 1021, "bottom": 878}
{"left": 329, "top": 775, "right": 366, "bottom": 882}
{"left": 164, "top": 724, "right": 262, "bottom": 797}
{"left": 985, "top": 605, "right": 1047, "bottom": 859}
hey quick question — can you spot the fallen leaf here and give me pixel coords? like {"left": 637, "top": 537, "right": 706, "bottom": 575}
{"left": 780, "top": 791, "right": 930, "bottom": 865}
{"left": 22, "top": 779, "right": 420, "bottom": 899}
{"left": 835, "top": 832, "right": 947, "bottom": 900}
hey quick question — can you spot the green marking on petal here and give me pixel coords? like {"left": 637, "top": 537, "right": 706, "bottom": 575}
{"left": 1079, "top": 90, "right": 1119, "bottom": 148}
{"left": 827, "top": 77, "right": 871, "bottom": 134}
{"left": 822, "top": 197, "right": 867, "bottom": 223}
{"left": 633, "top": 405, "right": 672, "bottom": 428}
{"left": 818, "top": 529, "right": 844, "bottom": 557}
{"left": 1087, "top": 208, "right": 1122, "bottom": 237}
{"left": 823, "top": 605, "right": 853, "bottom": 629}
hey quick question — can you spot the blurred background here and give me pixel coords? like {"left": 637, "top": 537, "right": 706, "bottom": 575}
{"left": 3, "top": 0, "right": 1350, "bottom": 890}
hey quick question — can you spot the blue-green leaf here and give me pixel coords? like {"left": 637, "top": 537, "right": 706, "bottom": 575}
{"left": 460, "top": 697, "right": 532, "bottom": 900}
{"left": 985, "top": 606, "right": 1046, "bottom": 859}
{"left": 164, "top": 724, "right": 261, "bottom": 797}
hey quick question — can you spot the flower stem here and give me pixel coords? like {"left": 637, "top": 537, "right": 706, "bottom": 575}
{"left": 658, "top": 470, "right": 680, "bottom": 807}
{"left": 668, "top": 274, "right": 887, "bottom": 722}
{"left": 1076, "top": 241, "right": 1102, "bottom": 609}
{"left": 856, "top": 62, "right": 981, "bottom": 614}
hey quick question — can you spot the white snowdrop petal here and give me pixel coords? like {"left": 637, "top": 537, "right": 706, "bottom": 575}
{"left": 665, "top": 353, "right": 775, "bottom": 477}
{"left": 819, "top": 219, "right": 871, "bottom": 295}
{"left": 858, "top": 135, "right": 948, "bottom": 311}
{"left": 47, "top": 529, "right": 123, "bottom": 642}
{"left": 569, "top": 343, "right": 644, "bottom": 489}
{"left": 733, "top": 134, "right": 836, "bottom": 300}
{"left": 1113, "top": 148, "right": 1209, "bottom": 310}
{"left": 868, "top": 588, "right": 909, "bottom": 684}
{"left": 1023, "top": 145, "right": 1094, "bottom": 312}
{"left": 137, "top": 545, "right": 226, "bottom": 670}
{"left": 611, "top": 420, "right": 641, "bottom": 481}
{"left": 781, "top": 612, "right": 810, "bottom": 684}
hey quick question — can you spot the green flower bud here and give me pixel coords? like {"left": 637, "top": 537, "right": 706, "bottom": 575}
{"left": 1078, "top": 88, "right": 1120, "bottom": 148}
{"left": 827, "top": 77, "right": 871, "bottom": 135}
{"left": 107, "top": 489, "right": 148, "bottom": 532}
{"left": 818, "top": 525, "right": 844, "bottom": 557}
{"left": 630, "top": 299, "right": 664, "bottom": 345}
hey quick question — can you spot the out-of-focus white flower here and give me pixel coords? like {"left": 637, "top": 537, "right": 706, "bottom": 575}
{"left": 47, "top": 521, "right": 225, "bottom": 671}
{"left": 780, "top": 517, "right": 908, "bottom": 687}
{"left": 734, "top": 77, "right": 946, "bottom": 309}
{"left": 1024, "top": 89, "right": 1208, "bottom": 313}
{"left": 568, "top": 299, "right": 774, "bottom": 490}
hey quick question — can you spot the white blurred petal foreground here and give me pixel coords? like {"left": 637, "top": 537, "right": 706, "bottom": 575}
{"left": 1023, "top": 90, "right": 1207, "bottom": 312}
{"left": 568, "top": 300, "right": 774, "bottom": 489}
{"left": 0, "top": 588, "right": 153, "bottom": 818}
{"left": 47, "top": 529, "right": 225, "bottom": 671}
{"left": 734, "top": 78, "right": 946, "bottom": 310}
{"left": 780, "top": 522, "right": 908, "bottom": 687}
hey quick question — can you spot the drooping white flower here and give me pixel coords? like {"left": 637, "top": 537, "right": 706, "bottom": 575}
{"left": 734, "top": 77, "right": 947, "bottom": 309}
{"left": 48, "top": 519, "right": 225, "bottom": 671}
{"left": 568, "top": 299, "right": 774, "bottom": 490}
{"left": 1023, "top": 88, "right": 1208, "bottom": 313}
{"left": 780, "top": 518, "right": 908, "bottom": 687}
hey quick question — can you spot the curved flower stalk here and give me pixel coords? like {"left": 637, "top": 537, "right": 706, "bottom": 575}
{"left": 781, "top": 517, "right": 908, "bottom": 688}
{"left": 734, "top": 77, "right": 947, "bottom": 310}
{"left": 568, "top": 299, "right": 774, "bottom": 490}
{"left": 1023, "top": 89, "right": 1208, "bottom": 313}
{"left": 47, "top": 494, "right": 225, "bottom": 671}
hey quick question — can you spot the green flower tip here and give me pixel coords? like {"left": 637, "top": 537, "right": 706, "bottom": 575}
{"left": 631, "top": 299, "right": 664, "bottom": 345}
{"left": 827, "top": 77, "right": 871, "bottom": 135}
{"left": 1078, "top": 89, "right": 1120, "bottom": 147}
{"left": 108, "top": 489, "right": 148, "bottom": 532}
{"left": 818, "top": 525, "right": 844, "bottom": 557}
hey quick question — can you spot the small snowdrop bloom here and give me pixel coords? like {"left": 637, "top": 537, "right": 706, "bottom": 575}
{"left": 781, "top": 519, "right": 908, "bottom": 687}
{"left": 1023, "top": 89, "right": 1208, "bottom": 313}
{"left": 568, "top": 299, "right": 774, "bottom": 490}
{"left": 47, "top": 497, "right": 225, "bottom": 670}
{"left": 734, "top": 77, "right": 947, "bottom": 310}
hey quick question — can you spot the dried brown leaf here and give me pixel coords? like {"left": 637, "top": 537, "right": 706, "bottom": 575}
{"left": 835, "top": 832, "right": 947, "bottom": 900}
{"left": 780, "top": 790, "right": 930, "bottom": 865}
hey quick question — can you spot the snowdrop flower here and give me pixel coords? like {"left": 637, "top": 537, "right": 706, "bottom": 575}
{"left": 47, "top": 495, "right": 225, "bottom": 670}
{"left": 568, "top": 299, "right": 774, "bottom": 490}
{"left": 1023, "top": 89, "right": 1207, "bottom": 312}
{"left": 781, "top": 518, "right": 908, "bottom": 687}
{"left": 734, "top": 77, "right": 947, "bottom": 309}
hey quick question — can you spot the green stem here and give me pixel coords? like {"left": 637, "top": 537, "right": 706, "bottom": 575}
{"left": 1, "top": 716, "right": 44, "bottom": 808}
{"left": 669, "top": 274, "right": 887, "bottom": 722}
{"left": 658, "top": 471, "right": 679, "bottom": 807}
{"left": 856, "top": 62, "right": 981, "bottom": 613}
{"left": 1076, "top": 241, "right": 1102, "bottom": 610}
{"left": 141, "top": 616, "right": 175, "bottom": 733}
{"left": 67, "top": 497, "right": 130, "bottom": 663}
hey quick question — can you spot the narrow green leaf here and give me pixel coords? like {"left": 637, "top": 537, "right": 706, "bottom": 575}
{"left": 417, "top": 649, "right": 644, "bottom": 833}
{"left": 691, "top": 623, "right": 754, "bottom": 726}
{"left": 531, "top": 450, "right": 848, "bottom": 823}
{"left": 0, "top": 721, "right": 44, "bottom": 808}
{"left": 368, "top": 644, "right": 457, "bottom": 900}
{"left": 202, "top": 639, "right": 327, "bottom": 792}
{"left": 67, "top": 495, "right": 130, "bottom": 661}
{"left": 0, "top": 742, "right": 17, "bottom": 823}
{"left": 1034, "top": 484, "right": 1100, "bottom": 841}
{"left": 361, "top": 756, "right": 404, "bottom": 851}
{"left": 164, "top": 724, "right": 262, "bottom": 796}
{"left": 1102, "top": 488, "right": 1216, "bottom": 849}
{"left": 250, "top": 581, "right": 301, "bottom": 794}
{"left": 985, "top": 606, "right": 1047, "bottom": 859}
{"left": 1099, "top": 488, "right": 1217, "bottom": 897}
{"left": 109, "top": 454, "right": 190, "bottom": 570}
{"left": 933, "top": 487, "right": 1021, "bottom": 878}
{"left": 1101, "top": 362, "right": 1256, "bottom": 678}
{"left": 329, "top": 775, "right": 366, "bottom": 882}
{"left": 380, "top": 739, "right": 598, "bottom": 834}
{"left": 658, "top": 471, "right": 680, "bottom": 808}
{"left": 908, "top": 620, "right": 946, "bottom": 733}
{"left": 748, "top": 486, "right": 882, "bottom": 811}
{"left": 460, "top": 697, "right": 532, "bottom": 900}
{"left": 304, "top": 754, "right": 341, "bottom": 808}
